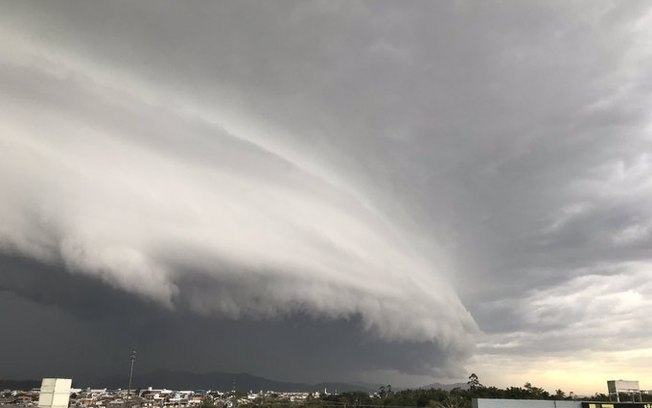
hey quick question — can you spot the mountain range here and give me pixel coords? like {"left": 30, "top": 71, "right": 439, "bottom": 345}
{"left": 2, "top": 370, "right": 467, "bottom": 393}
{"left": 84, "top": 369, "right": 380, "bottom": 393}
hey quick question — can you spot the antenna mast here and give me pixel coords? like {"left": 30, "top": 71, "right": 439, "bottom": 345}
{"left": 127, "top": 349, "right": 137, "bottom": 405}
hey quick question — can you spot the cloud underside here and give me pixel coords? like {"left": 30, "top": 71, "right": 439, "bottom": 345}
{"left": 0, "top": 255, "right": 467, "bottom": 382}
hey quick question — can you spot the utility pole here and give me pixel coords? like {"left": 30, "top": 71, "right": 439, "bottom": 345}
{"left": 128, "top": 349, "right": 137, "bottom": 406}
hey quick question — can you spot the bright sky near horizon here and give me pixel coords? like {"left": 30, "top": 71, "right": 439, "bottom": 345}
{"left": 1, "top": 0, "right": 652, "bottom": 395}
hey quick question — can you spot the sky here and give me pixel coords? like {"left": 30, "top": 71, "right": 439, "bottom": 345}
{"left": 1, "top": 0, "right": 652, "bottom": 396}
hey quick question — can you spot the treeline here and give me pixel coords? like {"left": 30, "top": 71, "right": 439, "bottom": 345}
{"left": 316, "top": 384, "right": 566, "bottom": 408}
{"left": 249, "top": 374, "right": 652, "bottom": 408}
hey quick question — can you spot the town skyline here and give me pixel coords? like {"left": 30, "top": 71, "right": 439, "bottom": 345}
{"left": 3, "top": 373, "right": 651, "bottom": 407}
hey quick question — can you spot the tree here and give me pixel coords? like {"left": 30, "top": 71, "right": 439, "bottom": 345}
{"left": 199, "top": 397, "right": 217, "bottom": 408}
{"left": 523, "top": 382, "right": 549, "bottom": 399}
{"left": 467, "top": 374, "right": 482, "bottom": 391}
{"left": 430, "top": 394, "right": 470, "bottom": 408}
{"left": 378, "top": 385, "right": 393, "bottom": 400}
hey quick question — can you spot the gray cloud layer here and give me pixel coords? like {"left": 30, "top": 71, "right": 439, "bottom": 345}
{"left": 1, "top": 0, "right": 652, "bottom": 391}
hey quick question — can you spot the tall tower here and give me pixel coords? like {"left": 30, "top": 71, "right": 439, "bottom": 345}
{"left": 128, "top": 349, "right": 137, "bottom": 401}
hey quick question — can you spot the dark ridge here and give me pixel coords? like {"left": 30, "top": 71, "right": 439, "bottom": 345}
{"left": 81, "top": 369, "right": 380, "bottom": 393}
{"left": 0, "top": 380, "right": 41, "bottom": 391}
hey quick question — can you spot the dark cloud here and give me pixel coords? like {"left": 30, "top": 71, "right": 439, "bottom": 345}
{"left": 0, "top": 255, "right": 462, "bottom": 384}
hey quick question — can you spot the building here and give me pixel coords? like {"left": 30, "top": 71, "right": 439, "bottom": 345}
{"left": 473, "top": 398, "right": 580, "bottom": 408}
{"left": 607, "top": 380, "right": 642, "bottom": 402}
{"left": 474, "top": 399, "right": 652, "bottom": 408}
{"left": 37, "top": 379, "right": 72, "bottom": 408}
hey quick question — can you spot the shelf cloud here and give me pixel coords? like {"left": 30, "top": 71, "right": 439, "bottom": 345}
{"left": 0, "top": 11, "right": 476, "bottom": 378}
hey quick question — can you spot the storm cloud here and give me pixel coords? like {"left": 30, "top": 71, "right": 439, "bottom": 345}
{"left": 1, "top": 0, "right": 652, "bottom": 392}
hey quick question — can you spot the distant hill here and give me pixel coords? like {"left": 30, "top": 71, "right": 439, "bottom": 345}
{"left": 85, "top": 369, "right": 380, "bottom": 393}
{"left": 0, "top": 379, "right": 40, "bottom": 391}
{"left": 419, "top": 382, "right": 468, "bottom": 391}
{"left": 2, "top": 372, "right": 464, "bottom": 394}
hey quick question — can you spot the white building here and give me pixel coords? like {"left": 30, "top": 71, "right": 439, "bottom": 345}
{"left": 38, "top": 378, "right": 72, "bottom": 408}
{"left": 607, "top": 380, "right": 641, "bottom": 402}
